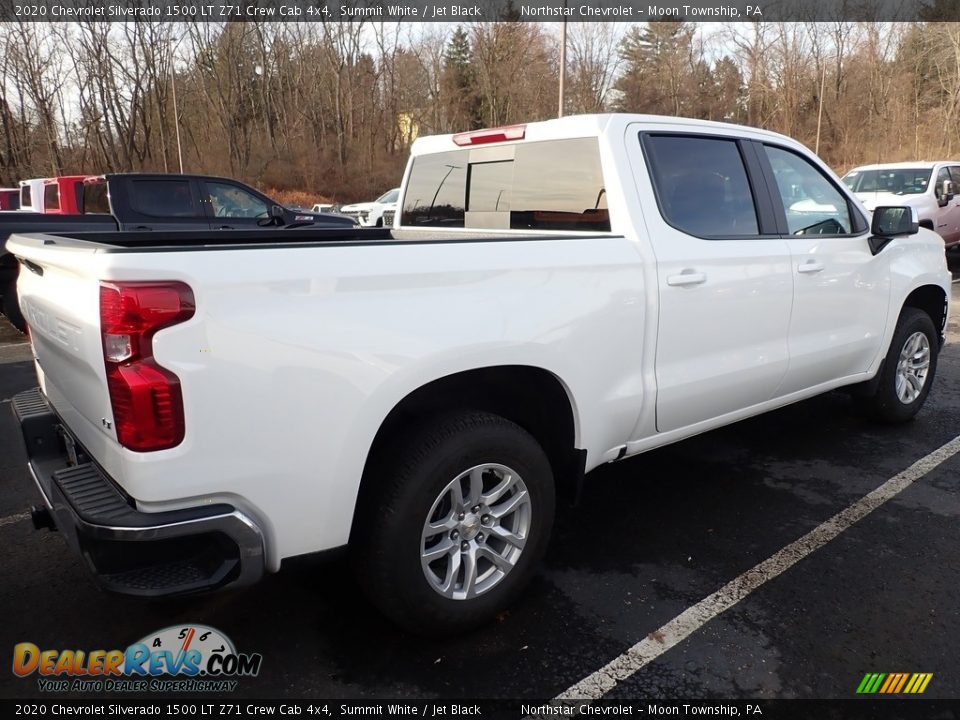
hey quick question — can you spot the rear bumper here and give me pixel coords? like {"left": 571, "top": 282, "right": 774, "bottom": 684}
{"left": 12, "top": 387, "right": 264, "bottom": 597}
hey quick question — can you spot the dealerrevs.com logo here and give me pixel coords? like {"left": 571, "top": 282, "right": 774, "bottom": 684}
{"left": 13, "top": 625, "right": 262, "bottom": 693}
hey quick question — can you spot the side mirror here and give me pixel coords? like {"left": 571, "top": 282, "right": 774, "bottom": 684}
{"left": 270, "top": 204, "right": 284, "bottom": 219}
{"left": 869, "top": 206, "right": 919, "bottom": 254}
{"left": 945, "top": 180, "right": 955, "bottom": 201}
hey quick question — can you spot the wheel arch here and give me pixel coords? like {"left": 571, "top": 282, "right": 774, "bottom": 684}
{"left": 903, "top": 283, "right": 948, "bottom": 343}
{"left": 351, "top": 365, "right": 584, "bottom": 538}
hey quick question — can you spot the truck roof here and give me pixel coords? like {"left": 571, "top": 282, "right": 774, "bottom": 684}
{"left": 409, "top": 113, "right": 805, "bottom": 155}
{"left": 86, "top": 172, "right": 268, "bottom": 184}
{"left": 845, "top": 161, "right": 960, "bottom": 172}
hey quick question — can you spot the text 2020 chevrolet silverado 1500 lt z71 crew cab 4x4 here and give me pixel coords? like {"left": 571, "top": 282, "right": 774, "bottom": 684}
{"left": 7, "top": 115, "right": 950, "bottom": 633}
{"left": 0, "top": 173, "right": 357, "bottom": 331}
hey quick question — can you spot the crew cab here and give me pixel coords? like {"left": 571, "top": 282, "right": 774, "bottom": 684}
{"left": 0, "top": 173, "right": 356, "bottom": 330}
{"left": 7, "top": 115, "right": 950, "bottom": 634}
{"left": 842, "top": 161, "right": 960, "bottom": 247}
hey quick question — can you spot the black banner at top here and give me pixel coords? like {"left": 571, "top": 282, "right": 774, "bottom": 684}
{"left": 0, "top": 0, "right": 957, "bottom": 23}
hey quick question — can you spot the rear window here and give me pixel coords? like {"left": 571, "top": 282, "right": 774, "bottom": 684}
{"left": 401, "top": 137, "right": 610, "bottom": 232}
{"left": 44, "top": 183, "right": 59, "bottom": 211}
{"left": 130, "top": 179, "right": 198, "bottom": 218}
{"left": 83, "top": 181, "right": 111, "bottom": 214}
{"left": 0, "top": 190, "right": 19, "bottom": 210}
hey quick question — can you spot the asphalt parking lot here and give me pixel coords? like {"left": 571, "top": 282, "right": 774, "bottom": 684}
{"left": 1, "top": 262, "right": 959, "bottom": 704}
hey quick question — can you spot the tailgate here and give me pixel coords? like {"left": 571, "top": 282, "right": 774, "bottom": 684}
{"left": 8, "top": 235, "right": 116, "bottom": 462}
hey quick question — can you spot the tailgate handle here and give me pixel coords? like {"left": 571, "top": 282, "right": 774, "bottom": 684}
{"left": 21, "top": 259, "right": 43, "bottom": 276}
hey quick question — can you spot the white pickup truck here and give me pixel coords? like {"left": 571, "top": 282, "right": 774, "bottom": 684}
{"left": 7, "top": 115, "right": 951, "bottom": 634}
{"left": 842, "top": 161, "right": 960, "bottom": 248}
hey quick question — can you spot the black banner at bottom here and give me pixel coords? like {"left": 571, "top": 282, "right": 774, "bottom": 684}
{"left": 3, "top": 699, "right": 960, "bottom": 720}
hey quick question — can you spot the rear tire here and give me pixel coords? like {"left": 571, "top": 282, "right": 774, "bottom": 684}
{"left": 2, "top": 283, "right": 25, "bottom": 333}
{"left": 353, "top": 411, "right": 555, "bottom": 635}
{"left": 858, "top": 308, "right": 938, "bottom": 423}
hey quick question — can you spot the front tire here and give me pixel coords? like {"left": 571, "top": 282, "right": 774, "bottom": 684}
{"left": 858, "top": 308, "right": 938, "bottom": 423}
{"left": 353, "top": 411, "right": 555, "bottom": 635}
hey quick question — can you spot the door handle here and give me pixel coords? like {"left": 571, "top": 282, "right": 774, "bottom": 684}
{"left": 666, "top": 270, "right": 707, "bottom": 287}
{"left": 217, "top": 225, "right": 234, "bottom": 230}
{"left": 797, "top": 260, "right": 825, "bottom": 274}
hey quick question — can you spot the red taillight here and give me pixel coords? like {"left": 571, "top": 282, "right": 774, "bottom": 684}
{"left": 452, "top": 124, "right": 526, "bottom": 146}
{"left": 99, "top": 282, "right": 195, "bottom": 452}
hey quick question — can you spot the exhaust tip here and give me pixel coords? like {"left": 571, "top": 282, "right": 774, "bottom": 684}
{"left": 30, "top": 505, "right": 56, "bottom": 531}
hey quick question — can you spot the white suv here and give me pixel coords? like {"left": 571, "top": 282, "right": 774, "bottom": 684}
{"left": 338, "top": 188, "right": 399, "bottom": 227}
{"left": 842, "top": 161, "right": 960, "bottom": 248}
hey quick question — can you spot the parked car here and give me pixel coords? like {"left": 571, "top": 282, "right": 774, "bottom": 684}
{"left": 841, "top": 161, "right": 960, "bottom": 247}
{"left": 0, "top": 188, "right": 19, "bottom": 210}
{"left": 8, "top": 114, "right": 949, "bottom": 635}
{"left": 0, "top": 173, "right": 357, "bottom": 331}
{"left": 338, "top": 188, "right": 400, "bottom": 226}
{"left": 311, "top": 203, "right": 336, "bottom": 213}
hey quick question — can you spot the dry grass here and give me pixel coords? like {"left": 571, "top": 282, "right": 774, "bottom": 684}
{"left": 266, "top": 188, "right": 337, "bottom": 209}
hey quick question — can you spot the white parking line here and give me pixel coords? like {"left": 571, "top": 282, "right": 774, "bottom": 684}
{"left": 554, "top": 433, "right": 960, "bottom": 704}
{"left": 0, "top": 511, "right": 30, "bottom": 529}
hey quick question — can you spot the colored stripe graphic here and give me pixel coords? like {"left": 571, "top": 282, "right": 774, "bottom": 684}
{"left": 857, "top": 673, "right": 932, "bottom": 694}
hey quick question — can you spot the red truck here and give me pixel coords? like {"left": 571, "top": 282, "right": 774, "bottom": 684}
{"left": 32, "top": 175, "right": 90, "bottom": 214}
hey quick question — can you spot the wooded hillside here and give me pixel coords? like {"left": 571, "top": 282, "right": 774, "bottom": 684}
{"left": 2, "top": 20, "right": 960, "bottom": 202}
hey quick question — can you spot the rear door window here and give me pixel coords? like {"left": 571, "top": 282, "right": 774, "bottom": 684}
{"left": 643, "top": 134, "right": 759, "bottom": 237}
{"left": 130, "top": 179, "right": 201, "bottom": 218}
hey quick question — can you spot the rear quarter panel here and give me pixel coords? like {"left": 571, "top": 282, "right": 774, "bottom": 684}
{"left": 15, "top": 235, "right": 648, "bottom": 568}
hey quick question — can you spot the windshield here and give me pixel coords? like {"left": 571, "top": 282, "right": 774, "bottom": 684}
{"left": 376, "top": 189, "right": 399, "bottom": 204}
{"left": 842, "top": 168, "right": 931, "bottom": 195}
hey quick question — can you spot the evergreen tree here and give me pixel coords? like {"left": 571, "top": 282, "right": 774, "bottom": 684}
{"left": 441, "top": 26, "right": 482, "bottom": 131}
{"left": 615, "top": 21, "right": 696, "bottom": 116}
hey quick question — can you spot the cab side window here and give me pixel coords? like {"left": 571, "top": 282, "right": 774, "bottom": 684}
{"left": 44, "top": 184, "right": 59, "bottom": 211}
{"left": 935, "top": 167, "right": 952, "bottom": 203}
{"left": 130, "top": 179, "right": 200, "bottom": 218}
{"left": 206, "top": 183, "right": 268, "bottom": 219}
{"left": 763, "top": 145, "right": 852, "bottom": 235}
{"left": 643, "top": 135, "right": 759, "bottom": 238}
